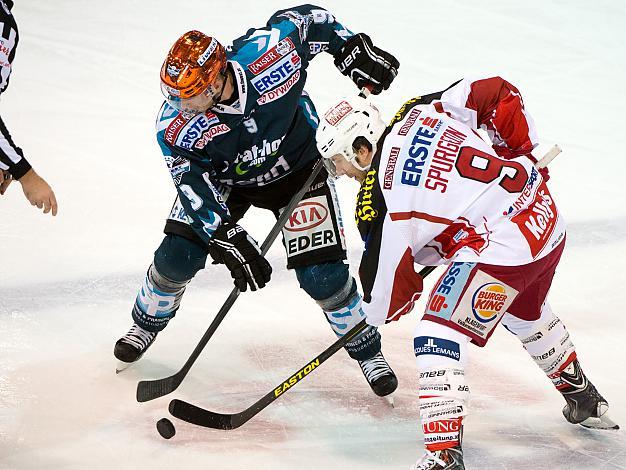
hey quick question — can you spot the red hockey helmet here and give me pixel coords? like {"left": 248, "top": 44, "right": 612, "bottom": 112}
{"left": 160, "top": 30, "right": 227, "bottom": 111}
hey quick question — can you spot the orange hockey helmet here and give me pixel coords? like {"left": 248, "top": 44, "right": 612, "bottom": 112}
{"left": 160, "top": 30, "right": 227, "bottom": 109}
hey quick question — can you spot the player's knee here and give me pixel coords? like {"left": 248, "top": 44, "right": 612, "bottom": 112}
{"left": 295, "top": 261, "right": 350, "bottom": 301}
{"left": 153, "top": 234, "right": 208, "bottom": 283}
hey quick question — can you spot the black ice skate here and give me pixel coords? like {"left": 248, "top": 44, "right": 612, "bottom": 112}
{"left": 358, "top": 351, "right": 398, "bottom": 399}
{"left": 114, "top": 323, "right": 158, "bottom": 373}
{"left": 411, "top": 446, "right": 465, "bottom": 470}
{"left": 561, "top": 359, "right": 619, "bottom": 430}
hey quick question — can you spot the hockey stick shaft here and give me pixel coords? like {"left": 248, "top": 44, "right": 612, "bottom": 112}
{"left": 169, "top": 265, "right": 437, "bottom": 429}
{"left": 136, "top": 159, "right": 325, "bottom": 403}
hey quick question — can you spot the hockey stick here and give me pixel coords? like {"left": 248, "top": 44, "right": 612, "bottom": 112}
{"left": 136, "top": 158, "right": 325, "bottom": 403}
{"left": 168, "top": 265, "right": 436, "bottom": 430}
{"left": 536, "top": 144, "right": 561, "bottom": 169}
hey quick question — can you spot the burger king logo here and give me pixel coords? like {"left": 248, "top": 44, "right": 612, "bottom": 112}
{"left": 471, "top": 283, "right": 509, "bottom": 323}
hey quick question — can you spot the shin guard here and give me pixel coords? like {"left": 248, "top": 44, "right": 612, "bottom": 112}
{"left": 502, "top": 302, "right": 577, "bottom": 391}
{"left": 317, "top": 277, "right": 381, "bottom": 360}
{"left": 132, "top": 264, "right": 188, "bottom": 332}
{"left": 414, "top": 321, "right": 470, "bottom": 452}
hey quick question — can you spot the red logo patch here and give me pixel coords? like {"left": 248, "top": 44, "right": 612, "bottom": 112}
{"left": 164, "top": 115, "right": 187, "bottom": 145}
{"left": 423, "top": 419, "right": 462, "bottom": 434}
{"left": 398, "top": 108, "right": 422, "bottom": 136}
{"left": 511, "top": 181, "right": 557, "bottom": 257}
{"left": 247, "top": 38, "right": 295, "bottom": 75}
{"left": 324, "top": 101, "right": 353, "bottom": 126}
{"left": 383, "top": 147, "right": 400, "bottom": 190}
{"left": 284, "top": 201, "right": 328, "bottom": 232}
{"left": 428, "top": 294, "right": 448, "bottom": 313}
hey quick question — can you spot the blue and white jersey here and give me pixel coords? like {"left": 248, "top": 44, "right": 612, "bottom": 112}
{"left": 155, "top": 4, "right": 353, "bottom": 244}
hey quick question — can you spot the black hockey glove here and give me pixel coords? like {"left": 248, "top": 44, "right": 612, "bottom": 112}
{"left": 208, "top": 222, "right": 272, "bottom": 292}
{"left": 334, "top": 33, "right": 399, "bottom": 95}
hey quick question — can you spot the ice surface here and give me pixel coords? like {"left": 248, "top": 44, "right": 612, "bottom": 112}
{"left": 1, "top": 1, "right": 625, "bottom": 469}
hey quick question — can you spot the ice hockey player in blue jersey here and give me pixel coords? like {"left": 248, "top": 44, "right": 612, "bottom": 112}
{"left": 114, "top": 5, "right": 401, "bottom": 397}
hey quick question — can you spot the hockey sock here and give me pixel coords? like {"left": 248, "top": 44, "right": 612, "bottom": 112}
{"left": 414, "top": 321, "right": 470, "bottom": 451}
{"left": 132, "top": 264, "right": 189, "bottom": 332}
{"left": 317, "top": 277, "right": 381, "bottom": 361}
{"left": 502, "top": 302, "right": 577, "bottom": 391}
{"left": 418, "top": 367, "right": 467, "bottom": 451}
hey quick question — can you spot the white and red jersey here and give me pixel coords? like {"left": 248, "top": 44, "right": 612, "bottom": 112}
{"left": 357, "top": 76, "right": 565, "bottom": 326}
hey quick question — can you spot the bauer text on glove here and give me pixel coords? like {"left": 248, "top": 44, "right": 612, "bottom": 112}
{"left": 334, "top": 33, "right": 399, "bottom": 95}
{"left": 208, "top": 222, "right": 272, "bottom": 292}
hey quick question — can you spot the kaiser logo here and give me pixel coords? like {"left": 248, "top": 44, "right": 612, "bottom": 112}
{"left": 471, "top": 283, "right": 509, "bottom": 323}
{"left": 285, "top": 201, "right": 328, "bottom": 232}
{"left": 248, "top": 37, "right": 295, "bottom": 75}
{"left": 197, "top": 38, "right": 218, "bottom": 66}
{"left": 324, "top": 100, "right": 353, "bottom": 126}
{"left": 164, "top": 115, "right": 188, "bottom": 145}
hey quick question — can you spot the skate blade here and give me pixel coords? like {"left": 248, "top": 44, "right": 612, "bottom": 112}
{"left": 115, "top": 360, "right": 133, "bottom": 374}
{"left": 383, "top": 394, "right": 395, "bottom": 408}
{"left": 579, "top": 413, "right": 620, "bottom": 430}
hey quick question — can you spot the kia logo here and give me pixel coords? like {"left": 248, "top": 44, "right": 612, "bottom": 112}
{"left": 285, "top": 201, "right": 328, "bottom": 232}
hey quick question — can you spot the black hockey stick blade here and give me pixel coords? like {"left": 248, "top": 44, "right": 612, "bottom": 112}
{"left": 169, "top": 399, "right": 236, "bottom": 430}
{"left": 136, "top": 160, "right": 325, "bottom": 403}
{"left": 136, "top": 287, "right": 240, "bottom": 402}
{"left": 168, "top": 266, "right": 436, "bottom": 429}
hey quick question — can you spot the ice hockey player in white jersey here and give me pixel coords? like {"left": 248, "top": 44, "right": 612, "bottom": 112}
{"left": 316, "top": 76, "right": 618, "bottom": 470}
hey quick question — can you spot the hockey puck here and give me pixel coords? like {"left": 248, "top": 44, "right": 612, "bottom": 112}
{"left": 156, "top": 417, "right": 176, "bottom": 439}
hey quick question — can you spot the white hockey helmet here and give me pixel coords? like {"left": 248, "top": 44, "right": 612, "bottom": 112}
{"left": 316, "top": 95, "right": 386, "bottom": 177}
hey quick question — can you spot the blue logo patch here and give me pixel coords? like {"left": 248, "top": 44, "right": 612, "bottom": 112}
{"left": 414, "top": 336, "right": 461, "bottom": 361}
{"left": 426, "top": 262, "right": 475, "bottom": 320}
{"left": 400, "top": 125, "right": 437, "bottom": 187}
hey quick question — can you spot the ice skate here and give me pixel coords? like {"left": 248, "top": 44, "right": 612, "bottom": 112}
{"left": 358, "top": 351, "right": 398, "bottom": 400}
{"left": 410, "top": 446, "right": 465, "bottom": 470}
{"left": 561, "top": 359, "right": 619, "bottom": 430}
{"left": 114, "top": 323, "right": 158, "bottom": 373}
